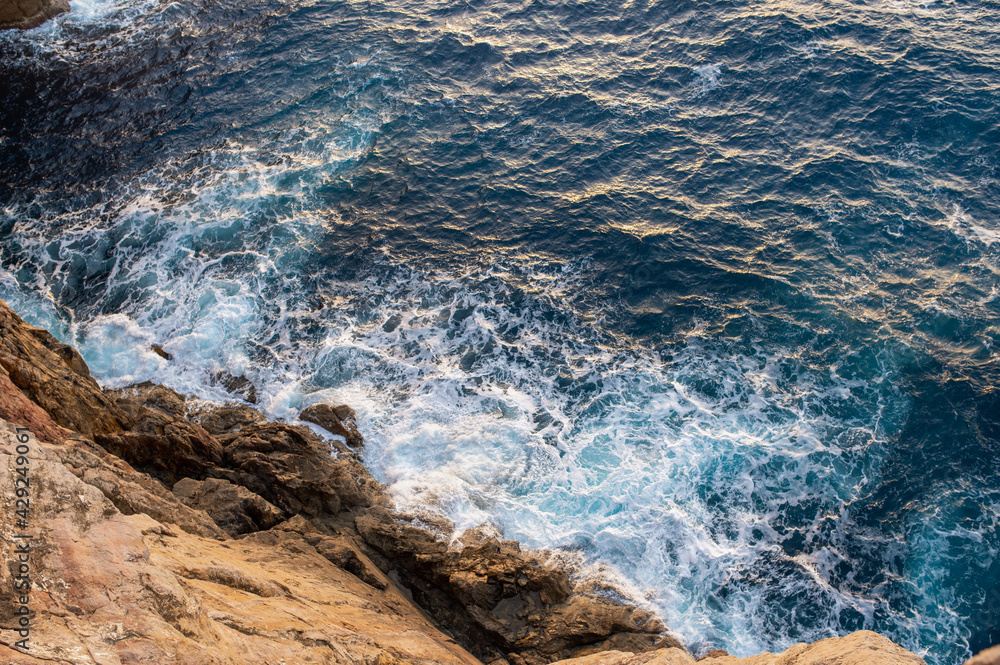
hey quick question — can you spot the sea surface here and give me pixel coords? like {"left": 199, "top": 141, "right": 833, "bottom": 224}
{"left": 2, "top": 0, "right": 999, "bottom": 662}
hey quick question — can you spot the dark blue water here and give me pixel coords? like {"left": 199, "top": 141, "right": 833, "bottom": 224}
{"left": 2, "top": 1, "right": 999, "bottom": 662}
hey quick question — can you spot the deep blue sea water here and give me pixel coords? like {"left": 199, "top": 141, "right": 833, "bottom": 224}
{"left": 2, "top": 1, "right": 999, "bottom": 662}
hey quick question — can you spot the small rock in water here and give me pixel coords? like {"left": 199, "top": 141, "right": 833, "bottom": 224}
{"left": 383, "top": 313, "right": 403, "bottom": 332}
{"left": 300, "top": 403, "right": 364, "bottom": 447}
{"left": 151, "top": 345, "right": 172, "bottom": 361}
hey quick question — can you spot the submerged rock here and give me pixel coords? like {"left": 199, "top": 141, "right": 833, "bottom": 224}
{"left": 151, "top": 345, "right": 173, "bottom": 361}
{"left": 210, "top": 370, "right": 258, "bottom": 404}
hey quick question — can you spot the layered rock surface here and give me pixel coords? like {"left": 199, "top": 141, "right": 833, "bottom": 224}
{"left": 0, "top": 298, "right": 959, "bottom": 665}
{"left": 546, "top": 631, "right": 926, "bottom": 665}
{"left": 0, "top": 0, "right": 67, "bottom": 30}
{"left": 0, "top": 422, "right": 482, "bottom": 664}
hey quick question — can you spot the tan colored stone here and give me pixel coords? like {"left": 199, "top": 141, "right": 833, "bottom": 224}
{"left": 0, "top": 419, "right": 482, "bottom": 664}
{"left": 55, "top": 436, "right": 226, "bottom": 539}
{"left": 549, "top": 632, "right": 924, "bottom": 665}
{"left": 547, "top": 648, "right": 695, "bottom": 665}
{"left": 965, "top": 645, "right": 1000, "bottom": 665}
{"left": 697, "top": 631, "right": 924, "bottom": 665}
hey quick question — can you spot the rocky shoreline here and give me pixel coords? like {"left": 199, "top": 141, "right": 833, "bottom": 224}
{"left": 0, "top": 0, "right": 66, "bottom": 30}
{"left": 0, "top": 297, "right": 990, "bottom": 665}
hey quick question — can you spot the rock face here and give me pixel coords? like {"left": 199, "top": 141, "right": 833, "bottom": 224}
{"left": 356, "top": 509, "right": 674, "bottom": 665}
{"left": 545, "top": 632, "right": 926, "bottom": 665}
{"left": 0, "top": 423, "right": 480, "bottom": 664}
{"left": 0, "top": 298, "right": 938, "bottom": 665}
{"left": 0, "top": 0, "right": 68, "bottom": 30}
{"left": 966, "top": 646, "right": 1000, "bottom": 665}
{"left": 300, "top": 403, "right": 365, "bottom": 447}
{"left": 0, "top": 304, "right": 131, "bottom": 441}
{"left": 173, "top": 477, "right": 285, "bottom": 536}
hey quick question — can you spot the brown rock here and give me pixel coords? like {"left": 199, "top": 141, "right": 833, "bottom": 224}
{"left": 114, "top": 381, "right": 188, "bottom": 418}
{"left": 550, "top": 631, "right": 925, "bottom": 665}
{"left": 0, "top": 0, "right": 68, "bottom": 29}
{"left": 95, "top": 401, "right": 224, "bottom": 485}
{"left": 56, "top": 435, "right": 227, "bottom": 539}
{"left": 176, "top": 562, "right": 289, "bottom": 598}
{"left": 312, "top": 536, "right": 389, "bottom": 589}
{"left": 190, "top": 402, "right": 266, "bottom": 436}
{"left": 269, "top": 516, "right": 391, "bottom": 590}
{"left": 214, "top": 420, "right": 381, "bottom": 518}
{"left": 692, "top": 631, "right": 925, "bottom": 665}
{"left": 0, "top": 419, "right": 482, "bottom": 665}
{"left": 0, "top": 365, "right": 70, "bottom": 444}
{"left": 547, "top": 649, "right": 691, "bottom": 665}
{"left": 355, "top": 507, "right": 665, "bottom": 665}
{"left": 151, "top": 344, "right": 173, "bottom": 360}
{"left": 300, "top": 402, "right": 365, "bottom": 447}
{"left": 91, "top": 392, "right": 380, "bottom": 524}
{"left": 210, "top": 370, "right": 258, "bottom": 404}
{"left": 0, "top": 299, "right": 132, "bottom": 439}
{"left": 173, "top": 477, "right": 285, "bottom": 536}
{"left": 966, "top": 645, "right": 1000, "bottom": 665}
{"left": 700, "top": 652, "right": 730, "bottom": 660}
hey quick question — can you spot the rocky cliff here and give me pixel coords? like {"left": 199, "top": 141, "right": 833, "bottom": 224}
{"left": 0, "top": 0, "right": 67, "bottom": 30}
{"left": 0, "top": 297, "right": 985, "bottom": 665}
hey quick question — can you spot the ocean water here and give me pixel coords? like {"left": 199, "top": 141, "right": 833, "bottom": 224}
{"left": 2, "top": 0, "right": 999, "bottom": 662}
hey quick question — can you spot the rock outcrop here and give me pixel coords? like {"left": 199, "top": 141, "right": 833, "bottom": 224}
{"left": 300, "top": 403, "right": 364, "bottom": 447}
{"left": 546, "top": 631, "right": 925, "bottom": 665}
{"left": 0, "top": 304, "right": 131, "bottom": 442}
{"left": 0, "top": 422, "right": 479, "bottom": 664}
{"left": 966, "top": 645, "right": 1000, "bottom": 665}
{"left": 172, "top": 477, "right": 285, "bottom": 536}
{"left": 0, "top": 298, "right": 945, "bottom": 665}
{"left": 0, "top": 0, "right": 67, "bottom": 30}
{"left": 356, "top": 509, "right": 675, "bottom": 665}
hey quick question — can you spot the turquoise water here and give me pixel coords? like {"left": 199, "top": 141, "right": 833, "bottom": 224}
{"left": 2, "top": 1, "right": 999, "bottom": 662}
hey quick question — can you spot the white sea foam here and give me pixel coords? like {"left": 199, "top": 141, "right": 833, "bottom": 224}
{"left": 947, "top": 205, "right": 1000, "bottom": 249}
{"left": 0, "top": 267, "right": 70, "bottom": 336}
{"left": 691, "top": 64, "right": 723, "bottom": 96}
